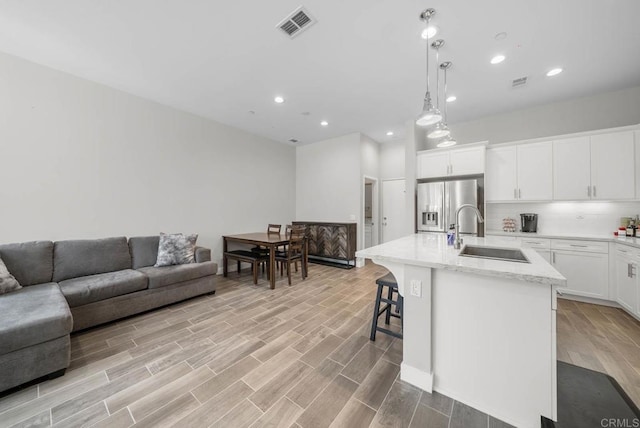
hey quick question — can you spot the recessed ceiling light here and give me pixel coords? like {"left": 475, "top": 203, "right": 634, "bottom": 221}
{"left": 546, "top": 68, "right": 563, "bottom": 77}
{"left": 421, "top": 25, "right": 438, "bottom": 40}
{"left": 446, "top": 95, "right": 457, "bottom": 103}
{"left": 494, "top": 32, "right": 508, "bottom": 41}
{"left": 386, "top": 131, "right": 394, "bottom": 136}
{"left": 274, "top": 96, "right": 285, "bottom": 103}
{"left": 490, "top": 55, "right": 505, "bottom": 65}
{"left": 320, "top": 120, "right": 328, "bottom": 126}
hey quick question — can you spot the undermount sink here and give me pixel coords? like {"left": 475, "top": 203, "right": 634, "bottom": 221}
{"left": 458, "top": 245, "right": 530, "bottom": 263}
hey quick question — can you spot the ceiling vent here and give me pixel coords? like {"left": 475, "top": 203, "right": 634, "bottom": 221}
{"left": 277, "top": 7, "right": 316, "bottom": 38}
{"left": 512, "top": 76, "right": 528, "bottom": 88}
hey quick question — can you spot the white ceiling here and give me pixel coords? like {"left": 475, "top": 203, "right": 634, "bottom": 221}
{"left": 0, "top": 0, "right": 639, "bottom": 145}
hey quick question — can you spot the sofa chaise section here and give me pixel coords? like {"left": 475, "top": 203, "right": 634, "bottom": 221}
{"left": 0, "top": 241, "right": 73, "bottom": 393}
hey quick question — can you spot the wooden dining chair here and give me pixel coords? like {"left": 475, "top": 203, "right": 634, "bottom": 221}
{"left": 276, "top": 228, "right": 306, "bottom": 285}
{"left": 252, "top": 224, "right": 282, "bottom": 272}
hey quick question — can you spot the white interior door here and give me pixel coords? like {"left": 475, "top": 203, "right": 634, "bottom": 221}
{"left": 381, "top": 179, "right": 406, "bottom": 243}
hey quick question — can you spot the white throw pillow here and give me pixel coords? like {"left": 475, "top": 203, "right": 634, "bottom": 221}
{"left": 154, "top": 233, "right": 198, "bottom": 267}
{"left": 0, "top": 255, "right": 21, "bottom": 295}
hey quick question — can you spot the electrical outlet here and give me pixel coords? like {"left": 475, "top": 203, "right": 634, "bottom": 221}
{"left": 410, "top": 280, "right": 422, "bottom": 297}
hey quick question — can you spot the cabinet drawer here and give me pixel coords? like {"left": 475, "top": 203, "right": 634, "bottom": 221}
{"left": 616, "top": 245, "right": 640, "bottom": 258}
{"left": 551, "top": 239, "right": 608, "bottom": 253}
{"left": 520, "top": 238, "right": 551, "bottom": 250}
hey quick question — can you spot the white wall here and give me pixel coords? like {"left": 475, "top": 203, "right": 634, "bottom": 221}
{"left": 417, "top": 85, "right": 640, "bottom": 150}
{"left": 0, "top": 52, "right": 296, "bottom": 267}
{"left": 295, "top": 133, "right": 361, "bottom": 224}
{"left": 379, "top": 140, "right": 406, "bottom": 180}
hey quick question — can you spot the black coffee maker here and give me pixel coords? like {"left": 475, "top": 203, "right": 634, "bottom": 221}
{"left": 520, "top": 213, "right": 538, "bottom": 233}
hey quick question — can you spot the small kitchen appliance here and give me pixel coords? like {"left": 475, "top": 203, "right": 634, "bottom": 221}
{"left": 520, "top": 213, "right": 538, "bottom": 233}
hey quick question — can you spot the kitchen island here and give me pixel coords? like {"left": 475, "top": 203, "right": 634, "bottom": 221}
{"left": 356, "top": 233, "right": 566, "bottom": 428}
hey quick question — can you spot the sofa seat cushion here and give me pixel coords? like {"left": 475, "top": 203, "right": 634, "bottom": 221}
{"left": 0, "top": 282, "right": 73, "bottom": 354}
{"left": 138, "top": 261, "right": 216, "bottom": 289}
{"left": 59, "top": 269, "right": 148, "bottom": 307}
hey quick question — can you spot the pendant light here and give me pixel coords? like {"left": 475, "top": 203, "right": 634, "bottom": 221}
{"left": 427, "top": 41, "right": 451, "bottom": 139}
{"left": 436, "top": 61, "right": 457, "bottom": 147}
{"left": 415, "top": 9, "right": 442, "bottom": 127}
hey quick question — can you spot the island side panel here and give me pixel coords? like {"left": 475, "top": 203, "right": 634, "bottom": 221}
{"left": 400, "top": 264, "right": 434, "bottom": 392}
{"left": 431, "top": 269, "right": 555, "bottom": 428}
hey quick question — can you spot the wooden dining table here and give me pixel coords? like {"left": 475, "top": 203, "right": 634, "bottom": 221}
{"left": 222, "top": 232, "right": 307, "bottom": 289}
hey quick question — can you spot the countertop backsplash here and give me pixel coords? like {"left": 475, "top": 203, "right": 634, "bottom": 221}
{"left": 485, "top": 201, "right": 640, "bottom": 236}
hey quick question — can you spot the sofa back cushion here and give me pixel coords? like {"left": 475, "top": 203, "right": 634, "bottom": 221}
{"left": 53, "top": 237, "right": 132, "bottom": 282}
{"left": 0, "top": 241, "right": 54, "bottom": 286}
{"left": 128, "top": 236, "right": 160, "bottom": 269}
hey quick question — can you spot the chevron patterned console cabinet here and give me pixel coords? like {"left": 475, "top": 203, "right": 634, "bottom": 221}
{"left": 293, "top": 221, "right": 357, "bottom": 266}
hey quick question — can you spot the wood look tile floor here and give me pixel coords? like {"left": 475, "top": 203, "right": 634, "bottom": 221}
{"left": 1, "top": 262, "right": 639, "bottom": 428}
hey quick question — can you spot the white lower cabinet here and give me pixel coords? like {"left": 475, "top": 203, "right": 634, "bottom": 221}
{"left": 614, "top": 246, "right": 639, "bottom": 316}
{"left": 550, "top": 241, "right": 609, "bottom": 299}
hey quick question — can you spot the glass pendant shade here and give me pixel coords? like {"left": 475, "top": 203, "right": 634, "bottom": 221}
{"left": 436, "top": 135, "right": 457, "bottom": 148}
{"left": 427, "top": 121, "right": 450, "bottom": 139}
{"left": 416, "top": 92, "right": 442, "bottom": 126}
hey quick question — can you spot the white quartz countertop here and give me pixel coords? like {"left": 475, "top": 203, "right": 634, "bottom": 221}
{"left": 356, "top": 234, "right": 566, "bottom": 286}
{"left": 486, "top": 230, "right": 640, "bottom": 249}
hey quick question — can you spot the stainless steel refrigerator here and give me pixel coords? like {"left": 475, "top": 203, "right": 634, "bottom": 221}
{"left": 416, "top": 177, "right": 484, "bottom": 235}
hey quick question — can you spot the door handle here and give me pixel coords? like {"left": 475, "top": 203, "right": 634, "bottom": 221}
{"left": 587, "top": 186, "right": 591, "bottom": 197}
{"left": 593, "top": 186, "right": 597, "bottom": 197}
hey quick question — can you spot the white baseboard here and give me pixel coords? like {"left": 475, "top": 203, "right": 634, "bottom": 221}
{"left": 400, "top": 362, "right": 433, "bottom": 392}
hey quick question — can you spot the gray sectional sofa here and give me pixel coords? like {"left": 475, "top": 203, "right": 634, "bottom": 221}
{"left": 0, "top": 236, "right": 217, "bottom": 393}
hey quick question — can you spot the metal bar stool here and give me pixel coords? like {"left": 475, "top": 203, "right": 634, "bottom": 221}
{"left": 370, "top": 272, "right": 403, "bottom": 341}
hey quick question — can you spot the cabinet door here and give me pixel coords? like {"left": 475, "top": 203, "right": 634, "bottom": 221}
{"left": 553, "top": 137, "right": 591, "bottom": 200}
{"left": 635, "top": 131, "right": 640, "bottom": 199}
{"left": 517, "top": 142, "right": 553, "bottom": 200}
{"left": 552, "top": 250, "right": 609, "bottom": 299}
{"left": 486, "top": 146, "right": 517, "bottom": 201}
{"left": 417, "top": 152, "right": 449, "bottom": 179}
{"left": 615, "top": 255, "right": 637, "bottom": 313}
{"left": 591, "top": 132, "right": 635, "bottom": 200}
{"left": 450, "top": 146, "right": 485, "bottom": 176}
{"left": 536, "top": 250, "right": 552, "bottom": 264}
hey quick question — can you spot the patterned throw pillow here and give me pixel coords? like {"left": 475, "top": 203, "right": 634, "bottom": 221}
{"left": 0, "top": 255, "right": 21, "bottom": 295}
{"left": 154, "top": 233, "right": 198, "bottom": 267}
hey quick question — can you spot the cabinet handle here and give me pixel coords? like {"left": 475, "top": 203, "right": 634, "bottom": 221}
{"left": 569, "top": 244, "right": 588, "bottom": 248}
{"left": 587, "top": 186, "right": 591, "bottom": 197}
{"left": 518, "top": 188, "right": 522, "bottom": 199}
{"left": 593, "top": 186, "right": 596, "bottom": 197}
{"left": 628, "top": 263, "right": 632, "bottom": 278}
{"left": 552, "top": 252, "right": 555, "bottom": 264}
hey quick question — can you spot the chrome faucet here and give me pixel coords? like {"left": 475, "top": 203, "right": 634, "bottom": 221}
{"left": 454, "top": 204, "right": 484, "bottom": 249}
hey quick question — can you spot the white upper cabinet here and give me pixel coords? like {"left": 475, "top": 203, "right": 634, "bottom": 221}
{"left": 590, "top": 132, "right": 634, "bottom": 200}
{"left": 553, "top": 137, "right": 591, "bottom": 200}
{"left": 517, "top": 142, "right": 553, "bottom": 201}
{"left": 417, "top": 151, "right": 449, "bottom": 179}
{"left": 486, "top": 146, "right": 517, "bottom": 201}
{"left": 553, "top": 132, "right": 635, "bottom": 201}
{"left": 449, "top": 146, "right": 486, "bottom": 176}
{"left": 486, "top": 142, "right": 552, "bottom": 201}
{"left": 416, "top": 145, "right": 485, "bottom": 179}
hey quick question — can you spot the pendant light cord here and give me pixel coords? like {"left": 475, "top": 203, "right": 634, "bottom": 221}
{"left": 435, "top": 45, "right": 440, "bottom": 109}
{"left": 443, "top": 65, "right": 448, "bottom": 123}
{"left": 425, "top": 18, "right": 430, "bottom": 94}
